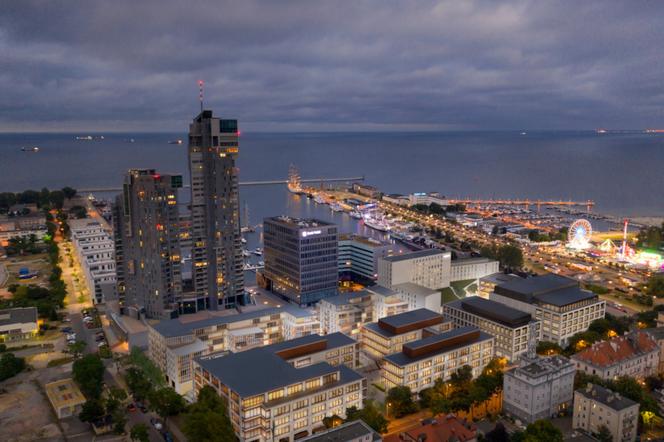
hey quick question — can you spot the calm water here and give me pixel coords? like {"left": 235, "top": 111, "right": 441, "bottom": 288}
{"left": 0, "top": 131, "right": 663, "bottom": 221}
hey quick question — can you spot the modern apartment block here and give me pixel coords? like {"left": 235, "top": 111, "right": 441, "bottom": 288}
{"left": 319, "top": 291, "right": 374, "bottom": 337}
{"left": 450, "top": 257, "right": 499, "bottom": 283}
{"left": 381, "top": 326, "right": 495, "bottom": 394}
{"left": 392, "top": 282, "right": 441, "bottom": 313}
{"left": 193, "top": 336, "right": 366, "bottom": 441}
{"left": 489, "top": 274, "right": 605, "bottom": 346}
{"left": 112, "top": 169, "right": 182, "bottom": 318}
{"left": 361, "top": 309, "right": 453, "bottom": 360}
{"left": 0, "top": 307, "right": 38, "bottom": 343}
{"left": 571, "top": 330, "right": 658, "bottom": 380}
{"left": 503, "top": 355, "right": 576, "bottom": 424}
{"left": 369, "top": 285, "right": 410, "bottom": 321}
{"left": 338, "top": 234, "right": 399, "bottom": 284}
{"left": 443, "top": 297, "right": 540, "bottom": 361}
{"left": 148, "top": 307, "right": 321, "bottom": 395}
{"left": 188, "top": 110, "right": 244, "bottom": 310}
{"left": 0, "top": 211, "right": 48, "bottom": 244}
{"left": 263, "top": 217, "right": 338, "bottom": 305}
{"left": 573, "top": 383, "right": 639, "bottom": 442}
{"left": 69, "top": 219, "right": 116, "bottom": 304}
{"left": 377, "top": 249, "right": 451, "bottom": 290}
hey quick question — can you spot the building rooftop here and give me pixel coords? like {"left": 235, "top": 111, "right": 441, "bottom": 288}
{"left": 339, "top": 234, "right": 387, "bottom": 247}
{"left": 382, "top": 248, "right": 447, "bottom": 262}
{"left": 480, "top": 272, "right": 521, "bottom": 286}
{"left": 508, "top": 355, "right": 574, "bottom": 380}
{"left": 384, "top": 327, "right": 492, "bottom": 367}
{"left": 365, "top": 285, "right": 399, "bottom": 298}
{"left": 300, "top": 420, "right": 380, "bottom": 442}
{"left": 571, "top": 330, "right": 658, "bottom": 368}
{"left": 0, "top": 307, "right": 38, "bottom": 327}
{"left": 320, "top": 291, "right": 372, "bottom": 307}
{"left": 377, "top": 308, "right": 444, "bottom": 335}
{"left": 451, "top": 257, "right": 493, "bottom": 266}
{"left": 494, "top": 273, "right": 597, "bottom": 307}
{"left": 576, "top": 383, "right": 638, "bottom": 411}
{"left": 383, "top": 414, "right": 477, "bottom": 442}
{"left": 449, "top": 297, "right": 533, "bottom": 328}
{"left": 265, "top": 216, "right": 335, "bottom": 229}
{"left": 45, "top": 378, "right": 86, "bottom": 409}
{"left": 393, "top": 282, "right": 439, "bottom": 296}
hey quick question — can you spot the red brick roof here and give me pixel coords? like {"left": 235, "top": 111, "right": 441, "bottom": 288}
{"left": 384, "top": 414, "right": 477, "bottom": 442}
{"left": 573, "top": 330, "right": 658, "bottom": 367}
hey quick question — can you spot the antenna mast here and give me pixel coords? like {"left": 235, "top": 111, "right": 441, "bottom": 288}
{"left": 198, "top": 80, "right": 204, "bottom": 112}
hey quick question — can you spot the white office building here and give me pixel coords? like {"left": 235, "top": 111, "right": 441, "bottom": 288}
{"left": 450, "top": 258, "right": 499, "bottom": 283}
{"left": 378, "top": 249, "right": 451, "bottom": 290}
{"left": 69, "top": 219, "right": 116, "bottom": 304}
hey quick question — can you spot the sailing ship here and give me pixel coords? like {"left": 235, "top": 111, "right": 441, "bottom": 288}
{"left": 287, "top": 164, "right": 305, "bottom": 194}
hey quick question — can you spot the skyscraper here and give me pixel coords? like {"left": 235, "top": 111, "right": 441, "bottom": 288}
{"left": 113, "top": 169, "right": 183, "bottom": 319}
{"left": 187, "top": 110, "right": 244, "bottom": 310}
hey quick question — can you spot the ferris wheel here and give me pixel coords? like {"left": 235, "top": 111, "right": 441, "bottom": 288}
{"left": 568, "top": 219, "right": 592, "bottom": 249}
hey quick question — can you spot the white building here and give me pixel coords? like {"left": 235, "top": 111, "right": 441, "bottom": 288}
{"left": 68, "top": 219, "right": 116, "bottom": 304}
{"left": 382, "top": 194, "right": 410, "bottom": 206}
{"left": 503, "top": 355, "right": 576, "bottom": 424}
{"left": 450, "top": 258, "right": 499, "bottom": 283}
{"left": 408, "top": 192, "right": 449, "bottom": 207}
{"left": 378, "top": 249, "right": 451, "bottom": 290}
{"left": 368, "top": 285, "right": 410, "bottom": 322}
{"left": 573, "top": 383, "right": 639, "bottom": 442}
{"left": 318, "top": 291, "right": 374, "bottom": 337}
{"left": 338, "top": 234, "right": 399, "bottom": 283}
{"left": 392, "top": 282, "right": 441, "bottom": 313}
{"left": 0, "top": 307, "right": 39, "bottom": 343}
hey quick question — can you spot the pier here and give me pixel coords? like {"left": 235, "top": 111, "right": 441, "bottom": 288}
{"left": 448, "top": 198, "right": 595, "bottom": 212}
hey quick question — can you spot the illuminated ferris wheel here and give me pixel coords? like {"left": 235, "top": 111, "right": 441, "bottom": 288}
{"left": 568, "top": 219, "right": 592, "bottom": 249}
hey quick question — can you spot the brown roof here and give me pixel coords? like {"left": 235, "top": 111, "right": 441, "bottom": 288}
{"left": 384, "top": 414, "right": 477, "bottom": 442}
{"left": 572, "top": 330, "right": 658, "bottom": 368}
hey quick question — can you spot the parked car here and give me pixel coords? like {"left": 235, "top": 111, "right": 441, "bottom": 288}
{"left": 150, "top": 418, "right": 163, "bottom": 430}
{"left": 60, "top": 327, "right": 73, "bottom": 333}
{"left": 162, "top": 431, "right": 174, "bottom": 442}
{"left": 126, "top": 403, "right": 137, "bottom": 412}
{"left": 97, "top": 341, "right": 107, "bottom": 348}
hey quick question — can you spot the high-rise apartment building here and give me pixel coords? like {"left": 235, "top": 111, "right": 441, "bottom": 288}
{"left": 187, "top": 110, "right": 244, "bottom": 310}
{"left": 113, "top": 169, "right": 183, "bottom": 319}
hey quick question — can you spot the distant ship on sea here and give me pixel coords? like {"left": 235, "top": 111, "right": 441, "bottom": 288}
{"left": 168, "top": 139, "right": 183, "bottom": 144}
{"left": 21, "top": 146, "right": 39, "bottom": 152}
{"left": 76, "top": 135, "right": 104, "bottom": 141}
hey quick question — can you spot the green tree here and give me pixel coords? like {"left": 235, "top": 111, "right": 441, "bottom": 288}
{"left": 536, "top": 341, "right": 563, "bottom": 356}
{"left": 62, "top": 187, "right": 77, "bottom": 200}
{"left": 125, "top": 367, "right": 153, "bottom": 399}
{"left": 72, "top": 354, "right": 105, "bottom": 399}
{"left": 450, "top": 365, "right": 473, "bottom": 390}
{"left": 485, "top": 422, "right": 509, "bottom": 442}
{"left": 344, "top": 400, "right": 388, "bottom": 434}
{"left": 68, "top": 340, "right": 87, "bottom": 359}
{"left": 646, "top": 274, "right": 664, "bottom": 298}
{"left": 183, "top": 386, "right": 235, "bottom": 442}
{"left": 130, "top": 423, "right": 150, "bottom": 442}
{"left": 148, "top": 387, "right": 186, "bottom": 427}
{"left": 497, "top": 244, "right": 523, "bottom": 269}
{"left": 594, "top": 425, "right": 612, "bottom": 442}
{"left": 520, "top": 420, "right": 563, "bottom": 442}
{"left": 0, "top": 352, "right": 26, "bottom": 381}
{"left": 386, "top": 386, "right": 418, "bottom": 417}
{"left": 79, "top": 399, "right": 105, "bottom": 423}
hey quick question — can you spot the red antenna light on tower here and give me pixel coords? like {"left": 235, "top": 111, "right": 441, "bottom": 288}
{"left": 198, "top": 80, "right": 204, "bottom": 112}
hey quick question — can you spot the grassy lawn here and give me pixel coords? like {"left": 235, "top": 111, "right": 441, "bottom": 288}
{"left": 440, "top": 287, "right": 459, "bottom": 304}
{"left": 4, "top": 253, "right": 51, "bottom": 287}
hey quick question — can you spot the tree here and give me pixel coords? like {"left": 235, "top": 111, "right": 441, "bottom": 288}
{"left": 594, "top": 425, "right": 613, "bottom": 442}
{"left": 646, "top": 275, "right": 664, "bottom": 298}
{"left": 497, "top": 244, "right": 523, "bottom": 269}
{"left": 343, "top": 400, "right": 388, "bottom": 434}
{"left": 450, "top": 365, "right": 473, "bottom": 390}
{"left": 68, "top": 340, "right": 86, "bottom": 359}
{"left": 485, "top": 422, "right": 509, "bottom": 442}
{"left": 62, "top": 187, "right": 77, "bottom": 200}
{"left": 72, "top": 354, "right": 105, "bottom": 399}
{"left": 183, "top": 386, "right": 235, "bottom": 442}
{"left": 125, "top": 367, "right": 153, "bottom": 399}
{"left": 148, "top": 387, "right": 186, "bottom": 426}
{"left": 79, "top": 399, "right": 105, "bottom": 423}
{"left": 0, "top": 352, "right": 26, "bottom": 381}
{"left": 536, "top": 341, "right": 563, "bottom": 356}
{"left": 386, "top": 386, "right": 418, "bottom": 418}
{"left": 130, "top": 423, "right": 150, "bottom": 442}
{"left": 520, "top": 420, "right": 563, "bottom": 442}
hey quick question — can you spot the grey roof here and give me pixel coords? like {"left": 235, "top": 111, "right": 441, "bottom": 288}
{"left": 384, "top": 326, "right": 492, "bottom": 367}
{"left": 451, "top": 257, "right": 493, "bottom": 266}
{"left": 496, "top": 273, "right": 578, "bottom": 296}
{"left": 644, "top": 327, "right": 664, "bottom": 341}
{"left": 151, "top": 308, "right": 283, "bottom": 338}
{"left": 378, "top": 308, "right": 441, "bottom": 330}
{"left": 480, "top": 272, "right": 521, "bottom": 285}
{"left": 447, "top": 297, "right": 532, "bottom": 328}
{"left": 393, "top": 282, "right": 439, "bottom": 296}
{"left": 576, "top": 383, "right": 638, "bottom": 411}
{"left": 365, "top": 285, "right": 398, "bottom": 298}
{"left": 320, "top": 291, "right": 371, "bottom": 306}
{"left": 265, "top": 216, "right": 335, "bottom": 228}
{"left": 534, "top": 286, "right": 597, "bottom": 307}
{"left": 381, "top": 248, "right": 446, "bottom": 262}
{"left": 0, "top": 307, "right": 38, "bottom": 326}
{"left": 266, "top": 332, "right": 356, "bottom": 353}
{"left": 509, "top": 355, "right": 574, "bottom": 379}
{"left": 300, "top": 420, "right": 380, "bottom": 442}
{"left": 494, "top": 274, "right": 596, "bottom": 307}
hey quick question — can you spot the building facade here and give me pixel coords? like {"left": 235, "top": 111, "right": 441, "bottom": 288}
{"left": 112, "top": 169, "right": 182, "bottom": 318}
{"left": 319, "top": 291, "right": 374, "bottom": 337}
{"left": 301, "top": 420, "right": 381, "bottom": 442}
{"left": 338, "top": 234, "right": 398, "bottom": 284}
{"left": 0, "top": 307, "right": 38, "bottom": 343}
{"left": 392, "top": 282, "right": 441, "bottom": 313}
{"left": 377, "top": 249, "right": 451, "bottom": 290}
{"left": 573, "top": 383, "right": 639, "bottom": 442}
{"left": 264, "top": 217, "right": 338, "bottom": 305}
{"left": 188, "top": 110, "right": 244, "bottom": 310}
{"left": 450, "top": 258, "right": 499, "bottom": 283}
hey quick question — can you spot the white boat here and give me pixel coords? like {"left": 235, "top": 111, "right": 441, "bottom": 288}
{"left": 364, "top": 217, "right": 391, "bottom": 232}
{"left": 314, "top": 195, "right": 327, "bottom": 204}
{"left": 350, "top": 211, "right": 363, "bottom": 219}
{"left": 330, "top": 202, "right": 344, "bottom": 212}
{"left": 243, "top": 250, "right": 251, "bottom": 257}
{"left": 258, "top": 260, "right": 264, "bottom": 266}
{"left": 252, "top": 248, "right": 263, "bottom": 256}
{"left": 241, "top": 238, "right": 247, "bottom": 244}
{"left": 21, "top": 146, "right": 39, "bottom": 152}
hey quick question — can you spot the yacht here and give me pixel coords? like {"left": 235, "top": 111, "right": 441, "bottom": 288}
{"left": 168, "top": 139, "right": 183, "bottom": 144}
{"left": 363, "top": 216, "right": 391, "bottom": 232}
{"left": 349, "top": 210, "right": 363, "bottom": 219}
{"left": 21, "top": 146, "right": 39, "bottom": 152}
{"left": 314, "top": 195, "right": 327, "bottom": 204}
{"left": 252, "top": 248, "right": 263, "bottom": 256}
{"left": 330, "top": 202, "right": 344, "bottom": 212}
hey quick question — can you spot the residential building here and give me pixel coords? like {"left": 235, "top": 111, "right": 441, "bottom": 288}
{"left": 383, "top": 414, "right": 477, "bottom": 442}
{"left": 69, "top": 219, "right": 116, "bottom": 304}
{"left": 301, "top": 420, "right": 381, "bottom": 442}
{"left": 644, "top": 327, "right": 664, "bottom": 373}
{"left": 393, "top": 282, "right": 441, "bottom": 313}
{"left": 264, "top": 216, "right": 338, "bottom": 305}
{"left": 381, "top": 326, "right": 495, "bottom": 394}
{"left": 478, "top": 273, "right": 520, "bottom": 299}
{"left": 450, "top": 258, "right": 499, "bottom": 283}
{"left": 443, "top": 297, "right": 540, "bottom": 361}
{"left": 188, "top": 110, "right": 244, "bottom": 310}
{"left": 573, "top": 383, "right": 639, "bottom": 442}
{"left": 45, "top": 379, "right": 86, "bottom": 419}
{"left": 0, "top": 307, "right": 38, "bottom": 343}
{"left": 571, "top": 330, "right": 658, "bottom": 380}
{"left": 378, "top": 249, "right": 451, "bottom": 290}
{"left": 489, "top": 274, "right": 605, "bottom": 346}
{"left": 503, "top": 355, "right": 576, "bottom": 424}
{"left": 112, "top": 169, "right": 182, "bottom": 318}
{"left": 338, "top": 234, "right": 399, "bottom": 284}
{"left": 193, "top": 337, "right": 366, "bottom": 441}
{"left": 369, "top": 285, "right": 410, "bottom": 321}
{"left": 361, "top": 309, "right": 453, "bottom": 360}
{"left": 319, "top": 291, "right": 374, "bottom": 336}
{"left": 0, "top": 213, "right": 48, "bottom": 245}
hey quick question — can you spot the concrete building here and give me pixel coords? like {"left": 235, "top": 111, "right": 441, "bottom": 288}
{"left": 381, "top": 326, "right": 494, "bottom": 394}
{"left": 450, "top": 258, "right": 499, "bottom": 283}
{"left": 193, "top": 336, "right": 366, "bottom": 441}
{"left": 0, "top": 307, "right": 38, "bottom": 343}
{"left": 351, "top": 183, "right": 382, "bottom": 199}
{"left": 392, "top": 282, "right": 441, "bottom": 313}
{"left": 112, "top": 169, "right": 182, "bottom": 318}
{"left": 319, "top": 291, "right": 374, "bottom": 337}
{"left": 383, "top": 414, "right": 478, "bottom": 442}
{"left": 264, "top": 217, "right": 338, "bottom": 305}
{"left": 408, "top": 192, "right": 449, "bottom": 207}
{"left": 301, "top": 420, "right": 381, "bottom": 442}
{"left": 571, "top": 330, "right": 658, "bottom": 380}
{"left": 369, "top": 285, "right": 410, "bottom": 321}
{"left": 378, "top": 249, "right": 451, "bottom": 290}
{"left": 644, "top": 327, "right": 664, "bottom": 373}
{"left": 503, "top": 355, "right": 576, "bottom": 424}
{"left": 188, "top": 110, "right": 244, "bottom": 310}
{"left": 69, "top": 219, "right": 116, "bottom": 304}
{"left": 382, "top": 194, "right": 410, "bottom": 206}
{"left": 45, "top": 379, "right": 86, "bottom": 419}
{"left": 573, "top": 383, "right": 639, "bottom": 442}
{"left": 338, "top": 234, "right": 398, "bottom": 284}
{"left": 489, "top": 274, "right": 605, "bottom": 346}
{"left": 478, "top": 273, "right": 520, "bottom": 299}
{"left": 0, "top": 213, "right": 48, "bottom": 245}
{"left": 361, "top": 309, "right": 453, "bottom": 360}
{"left": 443, "top": 297, "right": 540, "bottom": 361}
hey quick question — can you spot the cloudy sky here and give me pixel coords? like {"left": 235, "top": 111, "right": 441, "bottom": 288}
{"left": 1, "top": 1, "right": 663, "bottom": 132}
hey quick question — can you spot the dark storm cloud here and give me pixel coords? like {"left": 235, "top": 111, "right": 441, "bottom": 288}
{"left": 1, "top": 1, "right": 663, "bottom": 131}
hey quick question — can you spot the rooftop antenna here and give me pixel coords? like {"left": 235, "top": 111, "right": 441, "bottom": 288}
{"left": 198, "top": 80, "right": 204, "bottom": 112}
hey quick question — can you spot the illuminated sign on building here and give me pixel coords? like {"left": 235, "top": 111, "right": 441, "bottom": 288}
{"left": 301, "top": 230, "right": 322, "bottom": 238}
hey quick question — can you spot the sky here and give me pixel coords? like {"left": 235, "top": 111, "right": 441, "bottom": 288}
{"left": 1, "top": 1, "right": 663, "bottom": 132}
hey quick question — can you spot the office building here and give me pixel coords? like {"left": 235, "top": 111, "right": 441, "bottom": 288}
{"left": 443, "top": 297, "right": 540, "bottom": 361}
{"left": 478, "top": 273, "right": 520, "bottom": 299}
{"left": 489, "top": 274, "right": 605, "bottom": 346}
{"left": 573, "top": 383, "right": 639, "bottom": 442}
{"left": 69, "top": 219, "right": 117, "bottom": 305}
{"left": 408, "top": 192, "right": 449, "bottom": 207}
{"left": 378, "top": 249, "right": 451, "bottom": 290}
{"left": 571, "top": 330, "right": 658, "bottom": 380}
{"left": 503, "top": 355, "right": 576, "bottom": 424}
{"left": 193, "top": 336, "right": 366, "bottom": 441}
{"left": 351, "top": 183, "right": 382, "bottom": 199}
{"left": 381, "top": 327, "right": 495, "bottom": 394}
{"left": 113, "top": 169, "right": 182, "bottom": 318}
{"left": 188, "top": 110, "right": 244, "bottom": 310}
{"left": 338, "top": 234, "right": 399, "bottom": 284}
{"left": 0, "top": 211, "right": 48, "bottom": 245}
{"left": 264, "top": 216, "right": 338, "bottom": 305}
{"left": 0, "top": 307, "right": 38, "bottom": 343}
{"left": 301, "top": 420, "right": 381, "bottom": 442}
{"left": 450, "top": 258, "right": 499, "bottom": 283}
{"left": 381, "top": 194, "right": 410, "bottom": 206}
{"left": 361, "top": 309, "right": 453, "bottom": 360}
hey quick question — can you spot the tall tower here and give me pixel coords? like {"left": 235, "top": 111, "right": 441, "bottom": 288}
{"left": 113, "top": 169, "right": 183, "bottom": 319}
{"left": 188, "top": 110, "right": 244, "bottom": 310}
